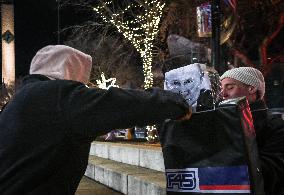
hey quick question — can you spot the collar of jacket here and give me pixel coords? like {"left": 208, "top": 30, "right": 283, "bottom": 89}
{"left": 250, "top": 100, "right": 268, "bottom": 112}
{"left": 22, "top": 74, "right": 51, "bottom": 85}
{"left": 250, "top": 100, "right": 268, "bottom": 135}
{"left": 250, "top": 100, "right": 268, "bottom": 120}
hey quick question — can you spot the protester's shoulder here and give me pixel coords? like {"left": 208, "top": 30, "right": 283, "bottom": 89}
{"left": 45, "top": 80, "right": 91, "bottom": 99}
{"left": 52, "top": 79, "right": 85, "bottom": 88}
{"left": 18, "top": 75, "right": 88, "bottom": 101}
{"left": 23, "top": 75, "right": 83, "bottom": 88}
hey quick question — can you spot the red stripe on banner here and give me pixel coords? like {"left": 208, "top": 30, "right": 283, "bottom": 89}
{"left": 200, "top": 185, "right": 251, "bottom": 190}
{"left": 227, "top": 0, "right": 237, "bottom": 12}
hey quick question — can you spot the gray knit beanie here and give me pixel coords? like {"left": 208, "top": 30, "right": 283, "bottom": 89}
{"left": 220, "top": 67, "right": 265, "bottom": 99}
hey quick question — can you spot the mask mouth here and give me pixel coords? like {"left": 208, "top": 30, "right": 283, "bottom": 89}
{"left": 180, "top": 90, "right": 194, "bottom": 98}
{"left": 179, "top": 90, "right": 200, "bottom": 106}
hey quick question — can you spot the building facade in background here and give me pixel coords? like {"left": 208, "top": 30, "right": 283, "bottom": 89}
{"left": 1, "top": 0, "right": 15, "bottom": 87}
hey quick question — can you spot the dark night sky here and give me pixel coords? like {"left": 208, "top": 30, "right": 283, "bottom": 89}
{"left": 13, "top": 0, "right": 91, "bottom": 78}
{"left": 14, "top": 0, "right": 58, "bottom": 77}
{"left": 8, "top": 1, "right": 284, "bottom": 78}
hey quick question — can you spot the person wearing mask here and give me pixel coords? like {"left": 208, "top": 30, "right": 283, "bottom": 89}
{"left": 0, "top": 45, "right": 191, "bottom": 194}
{"left": 220, "top": 67, "right": 284, "bottom": 195}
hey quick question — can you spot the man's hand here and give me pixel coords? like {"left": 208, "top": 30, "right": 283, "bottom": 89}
{"left": 177, "top": 107, "right": 192, "bottom": 121}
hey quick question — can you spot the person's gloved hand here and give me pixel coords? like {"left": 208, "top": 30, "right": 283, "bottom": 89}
{"left": 177, "top": 107, "right": 192, "bottom": 121}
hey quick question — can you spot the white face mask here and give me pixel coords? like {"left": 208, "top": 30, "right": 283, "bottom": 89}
{"left": 164, "top": 63, "right": 211, "bottom": 108}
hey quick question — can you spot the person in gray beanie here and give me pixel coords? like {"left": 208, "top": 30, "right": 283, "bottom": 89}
{"left": 220, "top": 66, "right": 265, "bottom": 102}
{"left": 220, "top": 67, "right": 284, "bottom": 195}
{"left": 0, "top": 45, "right": 191, "bottom": 195}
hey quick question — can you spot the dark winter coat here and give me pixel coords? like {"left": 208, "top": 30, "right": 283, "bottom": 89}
{"left": 0, "top": 74, "right": 189, "bottom": 195}
{"left": 251, "top": 100, "right": 284, "bottom": 195}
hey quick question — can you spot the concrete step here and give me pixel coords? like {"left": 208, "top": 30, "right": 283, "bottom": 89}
{"left": 76, "top": 176, "right": 123, "bottom": 195}
{"left": 85, "top": 155, "right": 166, "bottom": 195}
{"left": 89, "top": 141, "right": 165, "bottom": 172}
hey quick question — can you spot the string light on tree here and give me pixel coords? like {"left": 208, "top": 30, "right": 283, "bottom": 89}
{"left": 93, "top": 0, "right": 164, "bottom": 143}
{"left": 93, "top": 0, "right": 165, "bottom": 89}
{"left": 146, "top": 125, "right": 159, "bottom": 143}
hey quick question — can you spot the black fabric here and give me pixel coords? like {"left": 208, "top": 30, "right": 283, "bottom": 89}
{"left": 196, "top": 89, "right": 214, "bottom": 112}
{"left": 159, "top": 97, "right": 264, "bottom": 195}
{"left": 0, "top": 102, "right": 8, "bottom": 113}
{"left": 250, "top": 100, "right": 284, "bottom": 195}
{"left": 0, "top": 74, "right": 189, "bottom": 195}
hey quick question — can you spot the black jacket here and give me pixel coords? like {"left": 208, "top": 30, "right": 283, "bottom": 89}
{"left": 251, "top": 100, "right": 284, "bottom": 195}
{"left": 0, "top": 74, "right": 189, "bottom": 195}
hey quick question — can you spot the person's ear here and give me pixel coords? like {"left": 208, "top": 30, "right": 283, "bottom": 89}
{"left": 248, "top": 86, "right": 257, "bottom": 95}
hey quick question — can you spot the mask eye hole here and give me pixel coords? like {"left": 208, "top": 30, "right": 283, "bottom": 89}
{"left": 183, "top": 79, "right": 193, "bottom": 85}
{"left": 173, "top": 80, "right": 181, "bottom": 86}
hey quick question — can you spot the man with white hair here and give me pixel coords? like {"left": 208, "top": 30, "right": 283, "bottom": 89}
{"left": 220, "top": 67, "right": 284, "bottom": 195}
{"left": 0, "top": 45, "right": 191, "bottom": 194}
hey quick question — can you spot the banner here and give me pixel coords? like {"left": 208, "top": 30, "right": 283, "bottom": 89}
{"left": 159, "top": 97, "right": 265, "bottom": 194}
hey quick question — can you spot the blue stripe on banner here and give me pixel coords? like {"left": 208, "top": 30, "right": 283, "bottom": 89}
{"left": 166, "top": 166, "right": 251, "bottom": 193}
{"left": 199, "top": 165, "right": 250, "bottom": 185}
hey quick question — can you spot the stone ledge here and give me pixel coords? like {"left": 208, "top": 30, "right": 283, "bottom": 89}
{"left": 89, "top": 141, "right": 165, "bottom": 172}
{"left": 76, "top": 176, "right": 122, "bottom": 195}
{"left": 85, "top": 155, "right": 166, "bottom": 195}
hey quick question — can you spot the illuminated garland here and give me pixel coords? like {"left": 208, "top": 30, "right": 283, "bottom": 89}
{"left": 96, "top": 72, "right": 119, "bottom": 89}
{"left": 146, "top": 125, "right": 159, "bottom": 143}
{"left": 93, "top": 0, "right": 165, "bottom": 89}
